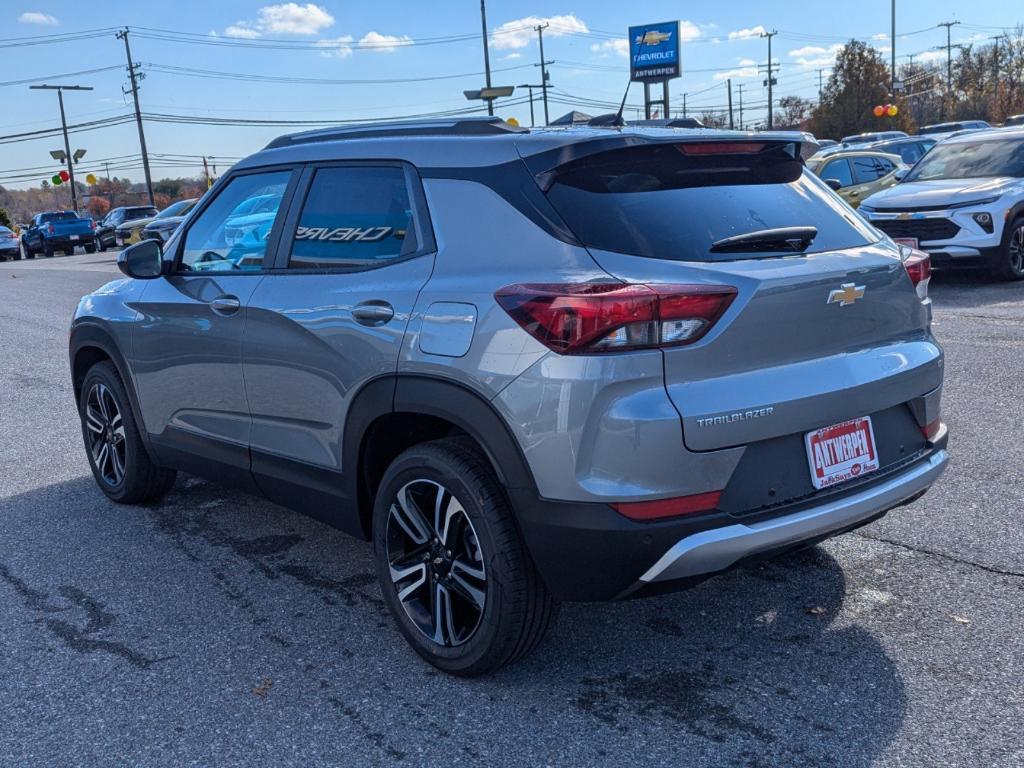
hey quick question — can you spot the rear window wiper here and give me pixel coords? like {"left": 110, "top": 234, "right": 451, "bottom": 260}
{"left": 710, "top": 226, "right": 818, "bottom": 253}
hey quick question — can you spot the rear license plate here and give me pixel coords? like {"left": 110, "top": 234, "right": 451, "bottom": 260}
{"left": 892, "top": 237, "right": 918, "bottom": 249}
{"left": 70, "top": 235, "right": 79, "bottom": 241}
{"left": 805, "top": 417, "right": 880, "bottom": 490}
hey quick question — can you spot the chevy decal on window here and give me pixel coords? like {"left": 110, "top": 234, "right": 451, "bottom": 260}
{"left": 294, "top": 225, "right": 396, "bottom": 243}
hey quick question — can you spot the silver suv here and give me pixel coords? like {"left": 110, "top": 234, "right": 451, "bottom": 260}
{"left": 70, "top": 118, "right": 948, "bottom": 675}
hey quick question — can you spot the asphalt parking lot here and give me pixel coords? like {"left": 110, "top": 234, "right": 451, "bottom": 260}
{"left": 1, "top": 252, "right": 1022, "bottom": 767}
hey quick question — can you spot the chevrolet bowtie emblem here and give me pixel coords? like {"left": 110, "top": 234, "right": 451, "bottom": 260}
{"left": 827, "top": 283, "right": 866, "bottom": 306}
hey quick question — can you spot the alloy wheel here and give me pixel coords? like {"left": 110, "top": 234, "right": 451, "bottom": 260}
{"left": 386, "top": 479, "right": 487, "bottom": 647}
{"left": 84, "top": 382, "right": 126, "bottom": 486}
{"left": 1010, "top": 224, "right": 1024, "bottom": 275}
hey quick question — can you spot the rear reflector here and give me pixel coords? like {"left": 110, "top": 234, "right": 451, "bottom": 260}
{"left": 494, "top": 283, "right": 737, "bottom": 354}
{"left": 921, "top": 418, "right": 942, "bottom": 441}
{"left": 611, "top": 491, "right": 723, "bottom": 521}
{"left": 902, "top": 248, "right": 931, "bottom": 300}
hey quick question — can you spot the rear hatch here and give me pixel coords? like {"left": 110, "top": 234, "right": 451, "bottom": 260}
{"left": 43, "top": 212, "right": 92, "bottom": 237}
{"left": 533, "top": 135, "right": 941, "bottom": 451}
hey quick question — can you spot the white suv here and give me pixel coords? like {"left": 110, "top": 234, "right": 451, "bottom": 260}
{"left": 860, "top": 129, "right": 1024, "bottom": 280}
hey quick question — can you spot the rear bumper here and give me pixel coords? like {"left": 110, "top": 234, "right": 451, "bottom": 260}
{"left": 629, "top": 447, "right": 947, "bottom": 594}
{"left": 514, "top": 438, "right": 947, "bottom": 602}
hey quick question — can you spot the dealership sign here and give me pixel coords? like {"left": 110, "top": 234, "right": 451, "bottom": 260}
{"left": 628, "top": 21, "right": 682, "bottom": 81}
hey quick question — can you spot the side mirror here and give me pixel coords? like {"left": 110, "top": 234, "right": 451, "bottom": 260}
{"left": 117, "top": 238, "right": 164, "bottom": 279}
{"left": 824, "top": 178, "right": 843, "bottom": 191}
{"left": 893, "top": 168, "right": 909, "bottom": 182}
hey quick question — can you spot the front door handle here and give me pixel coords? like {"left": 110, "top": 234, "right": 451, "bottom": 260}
{"left": 352, "top": 301, "right": 395, "bottom": 326}
{"left": 209, "top": 295, "right": 241, "bottom": 316}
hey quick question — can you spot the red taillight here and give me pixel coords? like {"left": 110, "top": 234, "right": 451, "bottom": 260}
{"left": 88, "top": 219, "right": 96, "bottom": 230}
{"left": 921, "top": 418, "right": 942, "bottom": 441}
{"left": 494, "top": 283, "right": 737, "bottom": 354}
{"left": 611, "top": 491, "right": 722, "bottom": 521}
{"left": 903, "top": 249, "right": 931, "bottom": 300}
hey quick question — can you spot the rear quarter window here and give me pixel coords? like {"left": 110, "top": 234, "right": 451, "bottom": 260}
{"left": 543, "top": 142, "right": 880, "bottom": 262}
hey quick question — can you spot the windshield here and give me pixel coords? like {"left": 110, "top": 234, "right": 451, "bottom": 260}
{"left": 903, "top": 137, "right": 1024, "bottom": 182}
{"left": 543, "top": 142, "right": 879, "bottom": 262}
{"left": 155, "top": 199, "right": 196, "bottom": 219}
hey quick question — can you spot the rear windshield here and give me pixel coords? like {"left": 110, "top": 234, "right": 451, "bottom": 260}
{"left": 126, "top": 207, "right": 158, "bottom": 219}
{"left": 40, "top": 212, "right": 78, "bottom": 223}
{"left": 543, "top": 142, "right": 880, "bottom": 262}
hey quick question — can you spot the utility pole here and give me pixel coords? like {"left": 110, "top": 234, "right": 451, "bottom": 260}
{"left": 737, "top": 84, "right": 744, "bottom": 130}
{"left": 29, "top": 84, "right": 93, "bottom": 213}
{"left": 535, "top": 23, "right": 551, "bottom": 125}
{"left": 116, "top": 28, "right": 154, "bottom": 207}
{"left": 104, "top": 161, "right": 114, "bottom": 207}
{"left": 478, "top": 1, "right": 494, "bottom": 116}
{"left": 517, "top": 84, "right": 543, "bottom": 126}
{"left": 727, "top": 79, "right": 734, "bottom": 129}
{"left": 682, "top": 93, "right": 687, "bottom": 117}
{"left": 760, "top": 29, "right": 778, "bottom": 129}
{"left": 817, "top": 68, "right": 825, "bottom": 103}
{"left": 937, "top": 21, "right": 960, "bottom": 119}
{"left": 891, "top": 0, "right": 897, "bottom": 94}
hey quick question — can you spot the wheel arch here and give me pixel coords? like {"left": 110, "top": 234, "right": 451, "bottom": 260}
{"left": 345, "top": 375, "right": 539, "bottom": 539}
{"left": 69, "top": 323, "right": 153, "bottom": 454}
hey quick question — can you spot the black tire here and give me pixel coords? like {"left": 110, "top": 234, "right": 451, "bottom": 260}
{"left": 23, "top": 240, "right": 34, "bottom": 259}
{"left": 43, "top": 243, "right": 54, "bottom": 258}
{"left": 373, "top": 439, "right": 556, "bottom": 676}
{"left": 989, "top": 217, "right": 1024, "bottom": 281}
{"left": 79, "top": 361, "right": 176, "bottom": 504}
{"left": 84, "top": 242, "right": 97, "bottom": 254}
{"left": 97, "top": 237, "right": 107, "bottom": 252}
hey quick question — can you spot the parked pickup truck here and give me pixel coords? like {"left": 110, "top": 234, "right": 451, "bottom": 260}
{"left": 21, "top": 211, "right": 97, "bottom": 258}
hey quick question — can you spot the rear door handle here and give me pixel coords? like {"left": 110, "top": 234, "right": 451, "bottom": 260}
{"left": 352, "top": 301, "right": 395, "bottom": 326}
{"left": 209, "top": 295, "right": 241, "bottom": 316}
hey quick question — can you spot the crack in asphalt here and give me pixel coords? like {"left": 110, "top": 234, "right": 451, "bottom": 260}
{"left": 0, "top": 563, "right": 173, "bottom": 669}
{"left": 854, "top": 531, "right": 1024, "bottom": 579}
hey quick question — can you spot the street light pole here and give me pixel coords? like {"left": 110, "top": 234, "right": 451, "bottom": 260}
{"left": 29, "top": 84, "right": 93, "bottom": 213}
{"left": 479, "top": 0, "right": 493, "bottom": 116}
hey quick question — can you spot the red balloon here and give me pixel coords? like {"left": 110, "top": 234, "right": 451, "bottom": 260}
{"left": 873, "top": 105, "right": 885, "bottom": 117}
{"left": 58, "top": 169, "right": 70, "bottom": 182}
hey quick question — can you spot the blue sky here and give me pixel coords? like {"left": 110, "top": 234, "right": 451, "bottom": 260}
{"left": 2, "top": 1, "right": 1020, "bottom": 189}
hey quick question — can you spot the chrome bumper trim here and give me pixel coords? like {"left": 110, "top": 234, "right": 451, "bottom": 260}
{"left": 637, "top": 450, "right": 948, "bottom": 585}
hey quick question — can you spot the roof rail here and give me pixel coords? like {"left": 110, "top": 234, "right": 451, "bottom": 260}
{"left": 265, "top": 116, "right": 527, "bottom": 149}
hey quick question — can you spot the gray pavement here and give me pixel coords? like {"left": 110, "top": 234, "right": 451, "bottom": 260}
{"left": 1, "top": 252, "right": 1022, "bottom": 767}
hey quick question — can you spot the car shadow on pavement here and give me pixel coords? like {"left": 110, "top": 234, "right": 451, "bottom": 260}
{"left": 0, "top": 475, "right": 906, "bottom": 767}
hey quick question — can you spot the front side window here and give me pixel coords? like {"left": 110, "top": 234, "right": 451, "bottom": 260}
{"left": 180, "top": 171, "right": 290, "bottom": 272}
{"left": 288, "top": 166, "right": 418, "bottom": 270}
{"left": 821, "top": 158, "right": 854, "bottom": 187}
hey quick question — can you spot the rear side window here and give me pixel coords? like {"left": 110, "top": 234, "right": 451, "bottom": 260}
{"left": 543, "top": 143, "right": 878, "bottom": 262}
{"left": 288, "top": 166, "right": 418, "bottom": 270}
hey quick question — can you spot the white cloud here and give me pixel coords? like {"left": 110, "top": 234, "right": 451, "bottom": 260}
{"left": 357, "top": 31, "right": 412, "bottom": 53}
{"left": 225, "top": 3, "right": 334, "bottom": 38}
{"left": 500, "top": 52, "right": 522, "bottom": 61}
{"left": 789, "top": 43, "right": 843, "bottom": 69}
{"left": 788, "top": 45, "right": 827, "bottom": 58}
{"left": 18, "top": 11, "right": 58, "bottom": 25}
{"left": 678, "top": 20, "right": 701, "bottom": 42}
{"left": 728, "top": 25, "right": 765, "bottom": 41}
{"left": 738, "top": 58, "right": 757, "bottom": 66}
{"left": 491, "top": 14, "right": 588, "bottom": 50}
{"left": 591, "top": 38, "right": 629, "bottom": 58}
{"left": 916, "top": 50, "right": 946, "bottom": 64}
{"left": 317, "top": 35, "right": 354, "bottom": 58}
{"left": 873, "top": 33, "right": 889, "bottom": 41}
{"left": 714, "top": 66, "right": 759, "bottom": 81}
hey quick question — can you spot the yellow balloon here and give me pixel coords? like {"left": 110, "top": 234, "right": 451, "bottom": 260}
{"left": 506, "top": 117, "right": 520, "bottom": 127}
{"left": 887, "top": 105, "right": 898, "bottom": 117}
{"left": 85, "top": 173, "right": 98, "bottom": 185}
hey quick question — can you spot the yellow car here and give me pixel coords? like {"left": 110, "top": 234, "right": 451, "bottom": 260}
{"left": 807, "top": 151, "right": 908, "bottom": 208}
